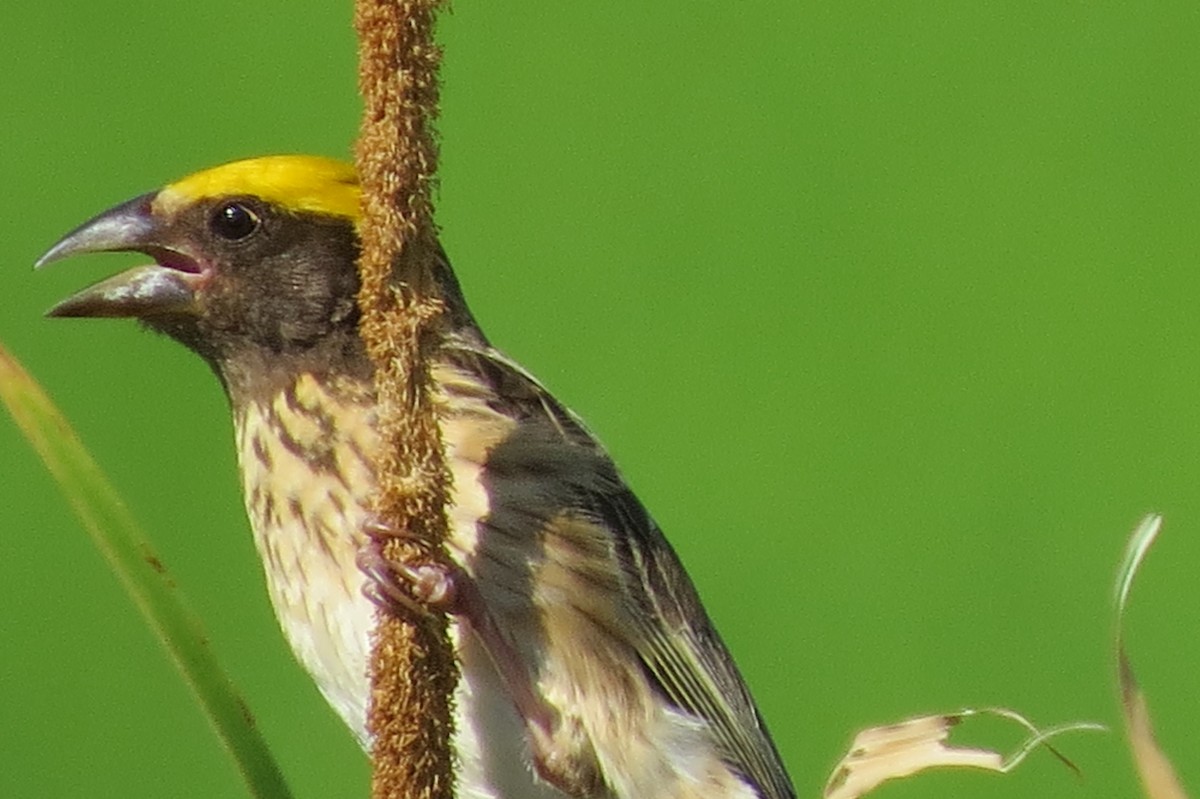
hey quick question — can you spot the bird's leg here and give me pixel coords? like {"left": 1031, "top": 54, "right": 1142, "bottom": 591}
{"left": 357, "top": 516, "right": 604, "bottom": 796}
{"left": 357, "top": 518, "right": 530, "bottom": 700}
{"left": 357, "top": 519, "right": 458, "bottom": 618}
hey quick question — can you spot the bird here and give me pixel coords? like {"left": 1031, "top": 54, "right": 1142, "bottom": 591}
{"left": 38, "top": 155, "right": 796, "bottom": 799}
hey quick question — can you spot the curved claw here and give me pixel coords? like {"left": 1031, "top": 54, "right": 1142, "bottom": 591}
{"left": 355, "top": 517, "right": 584, "bottom": 791}
{"left": 356, "top": 540, "right": 458, "bottom": 618}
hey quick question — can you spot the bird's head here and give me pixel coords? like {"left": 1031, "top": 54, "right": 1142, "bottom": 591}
{"left": 39, "top": 156, "right": 365, "bottom": 367}
{"left": 39, "top": 155, "right": 476, "bottom": 395}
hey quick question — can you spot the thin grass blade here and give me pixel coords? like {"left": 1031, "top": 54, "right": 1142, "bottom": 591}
{"left": 0, "top": 343, "right": 293, "bottom": 799}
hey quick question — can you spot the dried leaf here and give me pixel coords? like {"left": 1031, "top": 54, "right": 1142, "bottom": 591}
{"left": 824, "top": 707, "right": 1102, "bottom": 799}
{"left": 1115, "top": 514, "right": 1190, "bottom": 799}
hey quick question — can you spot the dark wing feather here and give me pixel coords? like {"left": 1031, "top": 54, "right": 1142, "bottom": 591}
{"left": 444, "top": 337, "right": 796, "bottom": 799}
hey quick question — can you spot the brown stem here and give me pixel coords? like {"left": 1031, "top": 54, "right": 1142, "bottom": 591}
{"left": 353, "top": 2, "right": 457, "bottom": 798}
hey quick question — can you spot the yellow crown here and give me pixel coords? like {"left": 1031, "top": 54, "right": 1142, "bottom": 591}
{"left": 154, "top": 155, "right": 360, "bottom": 220}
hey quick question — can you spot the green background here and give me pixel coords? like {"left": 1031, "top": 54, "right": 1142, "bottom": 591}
{"left": 2, "top": 3, "right": 1197, "bottom": 797}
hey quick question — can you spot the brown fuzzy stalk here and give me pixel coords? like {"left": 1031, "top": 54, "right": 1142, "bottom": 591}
{"left": 353, "top": 2, "right": 457, "bottom": 798}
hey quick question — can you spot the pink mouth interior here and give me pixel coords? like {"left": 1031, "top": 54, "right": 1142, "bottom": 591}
{"left": 146, "top": 246, "right": 203, "bottom": 274}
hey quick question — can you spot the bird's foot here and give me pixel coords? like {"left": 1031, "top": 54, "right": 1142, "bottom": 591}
{"left": 357, "top": 517, "right": 463, "bottom": 618}
{"left": 357, "top": 517, "right": 601, "bottom": 796}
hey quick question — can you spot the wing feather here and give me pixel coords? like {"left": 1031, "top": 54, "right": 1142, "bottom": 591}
{"left": 444, "top": 337, "right": 795, "bottom": 799}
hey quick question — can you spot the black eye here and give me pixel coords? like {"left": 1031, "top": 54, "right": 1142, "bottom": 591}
{"left": 210, "top": 202, "right": 260, "bottom": 241}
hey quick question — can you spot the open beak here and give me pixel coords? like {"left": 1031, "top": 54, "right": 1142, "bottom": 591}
{"left": 37, "top": 193, "right": 205, "bottom": 318}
